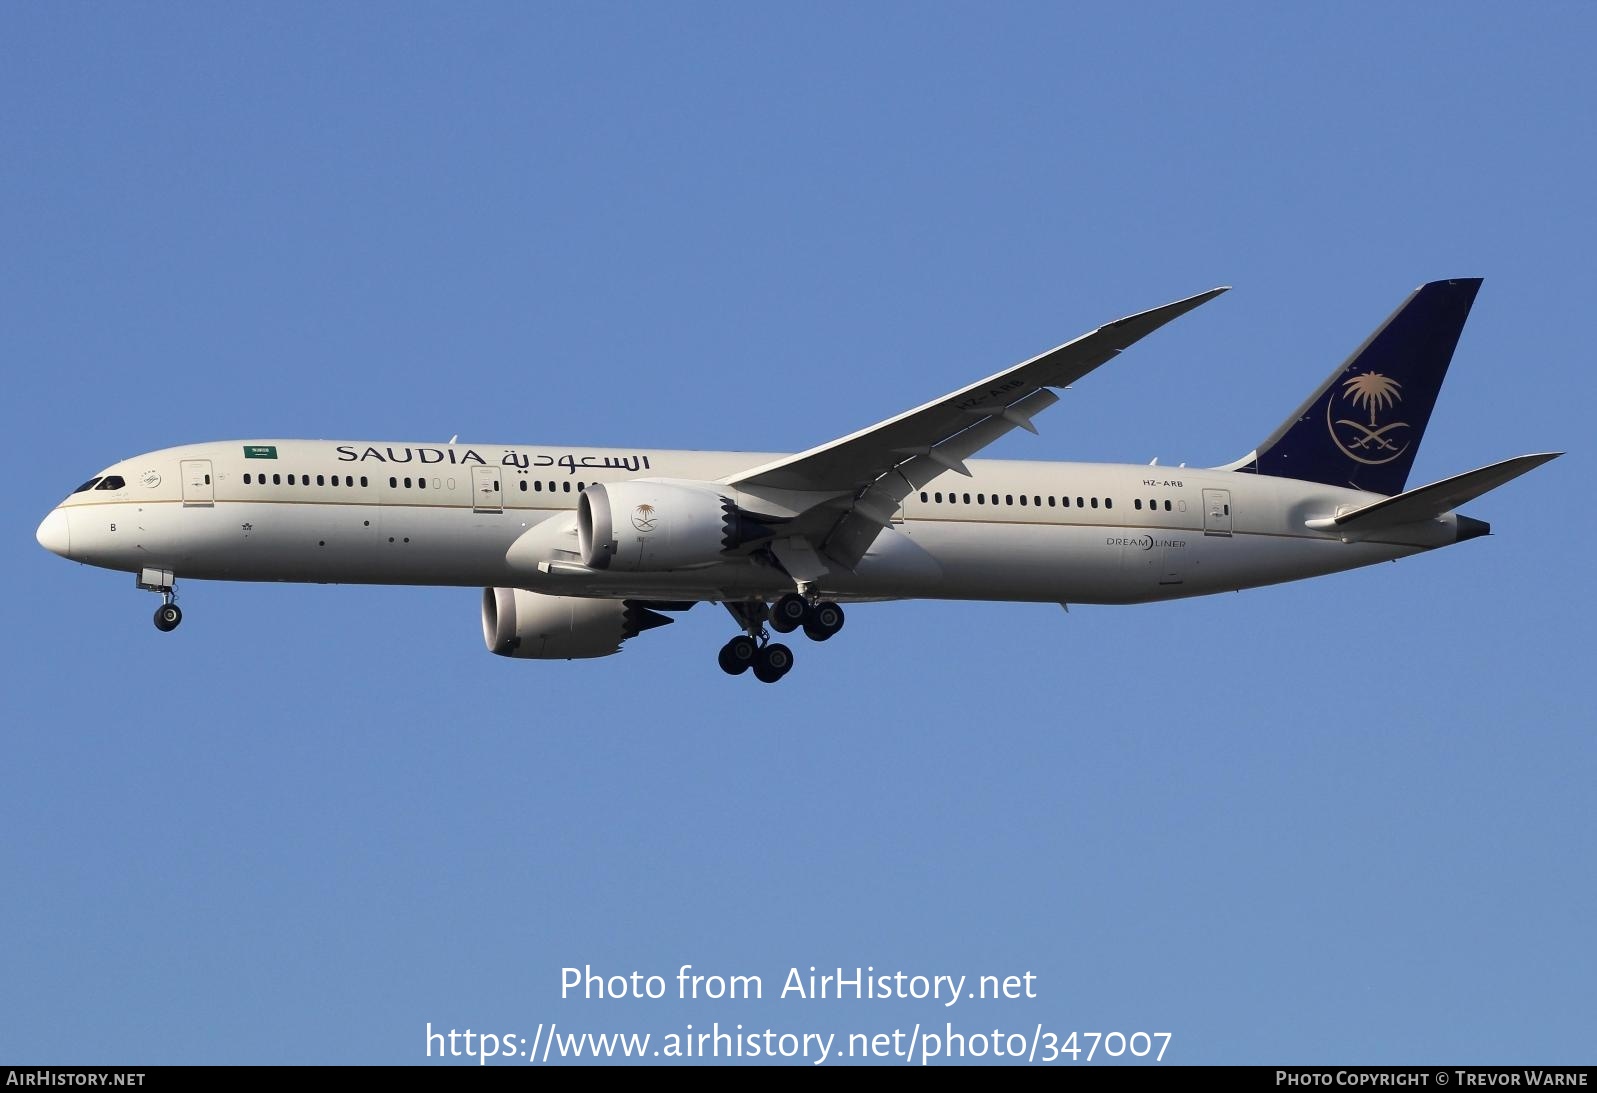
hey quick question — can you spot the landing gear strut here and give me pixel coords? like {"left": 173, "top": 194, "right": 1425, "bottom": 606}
{"left": 139, "top": 568, "right": 182, "bottom": 632}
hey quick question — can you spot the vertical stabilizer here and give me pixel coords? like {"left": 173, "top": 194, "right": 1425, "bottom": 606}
{"left": 1242, "top": 278, "right": 1482, "bottom": 496}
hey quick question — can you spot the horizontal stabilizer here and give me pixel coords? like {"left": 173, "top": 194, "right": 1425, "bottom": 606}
{"left": 1306, "top": 452, "right": 1561, "bottom": 532}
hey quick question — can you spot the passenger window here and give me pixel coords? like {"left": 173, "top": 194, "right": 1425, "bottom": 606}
{"left": 1090, "top": 497, "right": 1098, "bottom": 508}
{"left": 330, "top": 475, "right": 338, "bottom": 487}
{"left": 920, "top": 492, "right": 928, "bottom": 503}
{"left": 272, "top": 474, "right": 281, "bottom": 485}
{"left": 563, "top": 482, "right": 571, "bottom": 493}
{"left": 404, "top": 477, "right": 413, "bottom": 488}
{"left": 977, "top": 494, "right": 985, "bottom": 505}
{"left": 317, "top": 474, "right": 325, "bottom": 486}
{"left": 1006, "top": 494, "right": 1014, "bottom": 506}
{"left": 962, "top": 493, "right": 970, "bottom": 504}
{"left": 389, "top": 477, "right": 398, "bottom": 488}
{"left": 1047, "top": 496, "right": 1055, "bottom": 507}
{"left": 359, "top": 476, "right": 368, "bottom": 488}
{"left": 519, "top": 481, "right": 527, "bottom": 492}
{"left": 244, "top": 473, "right": 252, "bottom": 485}
{"left": 1019, "top": 495, "right": 1027, "bottom": 506}
{"left": 418, "top": 478, "right": 427, "bottom": 489}
{"left": 1164, "top": 500, "right": 1172, "bottom": 511}
{"left": 534, "top": 481, "right": 543, "bottom": 492}
{"left": 204, "top": 474, "right": 211, "bottom": 485}
{"left": 1105, "top": 498, "right": 1112, "bottom": 509}
{"left": 1134, "top": 499, "right": 1142, "bottom": 510}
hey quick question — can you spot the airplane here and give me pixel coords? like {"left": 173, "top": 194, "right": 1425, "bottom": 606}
{"left": 35, "top": 278, "right": 1559, "bottom": 683}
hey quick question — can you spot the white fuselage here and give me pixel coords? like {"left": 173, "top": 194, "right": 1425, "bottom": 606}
{"left": 39, "top": 439, "right": 1460, "bottom": 606}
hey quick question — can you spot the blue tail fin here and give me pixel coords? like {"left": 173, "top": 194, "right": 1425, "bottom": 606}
{"left": 1242, "top": 278, "right": 1482, "bottom": 496}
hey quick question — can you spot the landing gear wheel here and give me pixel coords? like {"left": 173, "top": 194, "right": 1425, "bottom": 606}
{"left": 718, "top": 635, "right": 758, "bottom": 675}
{"left": 770, "top": 593, "right": 807, "bottom": 634}
{"left": 802, "top": 601, "right": 845, "bottom": 642}
{"left": 752, "top": 642, "right": 794, "bottom": 683}
{"left": 153, "top": 603, "right": 183, "bottom": 632}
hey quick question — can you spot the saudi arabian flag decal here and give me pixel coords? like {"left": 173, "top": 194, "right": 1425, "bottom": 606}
{"left": 243, "top": 445, "right": 279, "bottom": 459}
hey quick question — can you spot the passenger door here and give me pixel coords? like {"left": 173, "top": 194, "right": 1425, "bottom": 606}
{"left": 472, "top": 465, "right": 503, "bottom": 513}
{"left": 1202, "top": 488, "right": 1232, "bottom": 536}
{"left": 181, "top": 460, "right": 214, "bottom": 507}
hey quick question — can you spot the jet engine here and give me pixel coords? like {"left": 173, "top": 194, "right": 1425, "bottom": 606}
{"left": 481, "top": 588, "right": 674, "bottom": 659}
{"left": 577, "top": 480, "right": 776, "bottom": 571}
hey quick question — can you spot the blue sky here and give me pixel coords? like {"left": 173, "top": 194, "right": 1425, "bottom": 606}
{"left": 3, "top": 3, "right": 1593, "bottom": 1065}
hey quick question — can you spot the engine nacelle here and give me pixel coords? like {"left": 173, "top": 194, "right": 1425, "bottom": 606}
{"left": 578, "top": 480, "right": 774, "bottom": 571}
{"left": 481, "top": 588, "right": 672, "bottom": 660}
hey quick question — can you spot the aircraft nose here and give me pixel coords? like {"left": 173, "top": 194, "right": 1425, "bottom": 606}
{"left": 36, "top": 508, "right": 71, "bottom": 558}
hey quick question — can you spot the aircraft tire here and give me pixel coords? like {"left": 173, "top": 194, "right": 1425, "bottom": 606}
{"left": 719, "top": 635, "right": 757, "bottom": 675}
{"left": 803, "top": 601, "right": 844, "bottom": 641}
{"left": 770, "top": 593, "right": 806, "bottom": 634}
{"left": 752, "top": 642, "right": 793, "bottom": 683}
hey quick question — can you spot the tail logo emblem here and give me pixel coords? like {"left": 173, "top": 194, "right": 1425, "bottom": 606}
{"left": 1328, "top": 371, "right": 1411, "bottom": 465}
{"left": 631, "top": 504, "right": 658, "bottom": 533}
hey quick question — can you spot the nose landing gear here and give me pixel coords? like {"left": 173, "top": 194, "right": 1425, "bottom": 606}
{"left": 139, "top": 568, "right": 182, "bottom": 632}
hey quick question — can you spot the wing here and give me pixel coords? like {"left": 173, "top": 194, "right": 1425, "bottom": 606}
{"left": 727, "top": 287, "right": 1228, "bottom": 571}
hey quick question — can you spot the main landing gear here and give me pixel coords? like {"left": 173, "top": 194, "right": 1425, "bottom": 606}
{"left": 718, "top": 595, "right": 846, "bottom": 683}
{"left": 139, "top": 568, "right": 182, "bottom": 632}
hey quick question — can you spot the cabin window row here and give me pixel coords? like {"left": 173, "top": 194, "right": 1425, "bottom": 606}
{"left": 518, "top": 480, "right": 588, "bottom": 493}
{"left": 238, "top": 471, "right": 602, "bottom": 496}
{"left": 243, "top": 472, "right": 370, "bottom": 488}
{"left": 918, "top": 491, "right": 1114, "bottom": 510}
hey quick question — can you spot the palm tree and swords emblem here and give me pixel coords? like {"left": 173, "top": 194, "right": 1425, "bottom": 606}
{"left": 1328, "top": 371, "right": 1410, "bottom": 465}
{"left": 631, "top": 503, "right": 659, "bottom": 532}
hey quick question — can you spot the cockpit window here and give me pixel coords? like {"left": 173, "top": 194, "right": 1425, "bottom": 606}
{"left": 72, "top": 477, "right": 103, "bottom": 494}
{"left": 93, "top": 475, "right": 126, "bottom": 491}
